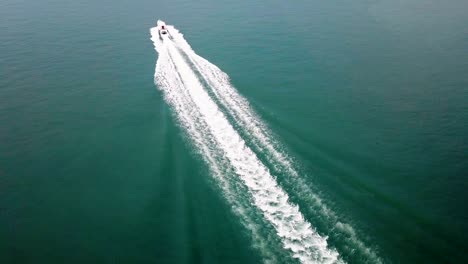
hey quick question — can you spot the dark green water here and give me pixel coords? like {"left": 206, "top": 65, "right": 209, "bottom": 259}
{"left": 1, "top": 0, "right": 467, "bottom": 263}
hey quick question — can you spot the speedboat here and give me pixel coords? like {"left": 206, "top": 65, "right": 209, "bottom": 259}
{"left": 157, "top": 21, "right": 171, "bottom": 40}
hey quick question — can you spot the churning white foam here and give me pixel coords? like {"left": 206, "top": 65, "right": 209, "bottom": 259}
{"left": 151, "top": 23, "right": 341, "bottom": 263}
{"left": 163, "top": 23, "right": 382, "bottom": 263}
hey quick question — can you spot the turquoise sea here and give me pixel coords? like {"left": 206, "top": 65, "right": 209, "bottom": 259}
{"left": 1, "top": 0, "right": 467, "bottom": 263}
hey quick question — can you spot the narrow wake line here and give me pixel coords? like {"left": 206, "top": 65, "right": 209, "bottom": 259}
{"left": 151, "top": 23, "right": 341, "bottom": 263}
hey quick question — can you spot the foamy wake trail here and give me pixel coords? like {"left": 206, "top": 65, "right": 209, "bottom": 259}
{"left": 154, "top": 39, "right": 287, "bottom": 263}
{"left": 151, "top": 22, "right": 342, "bottom": 264}
{"left": 166, "top": 25, "right": 382, "bottom": 263}
{"left": 154, "top": 43, "right": 283, "bottom": 263}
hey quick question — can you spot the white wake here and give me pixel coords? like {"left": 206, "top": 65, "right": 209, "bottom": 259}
{"left": 165, "top": 23, "right": 382, "bottom": 264}
{"left": 149, "top": 20, "right": 375, "bottom": 263}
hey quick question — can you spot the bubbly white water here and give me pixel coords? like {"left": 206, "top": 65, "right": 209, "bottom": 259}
{"left": 151, "top": 21, "right": 342, "bottom": 263}
{"left": 154, "top": 34, "right": 285, "bottom": 264}
{"left": 167, "top": 26, "right": 382, "bottom": 264}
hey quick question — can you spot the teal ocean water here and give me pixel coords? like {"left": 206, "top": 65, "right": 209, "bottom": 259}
{"left": 1, "top": 0, "right": 467, "bottom": 263}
